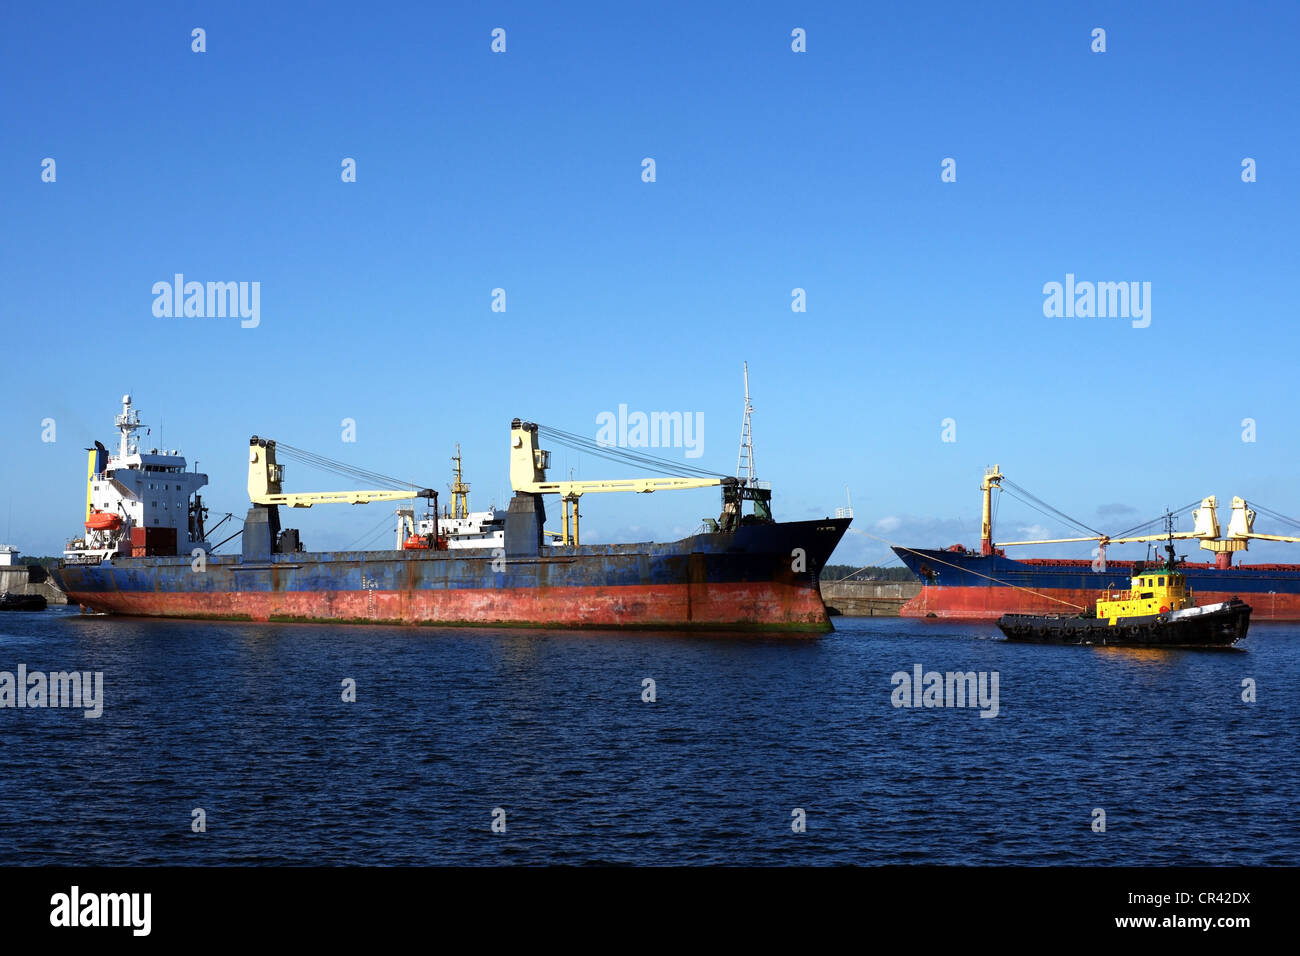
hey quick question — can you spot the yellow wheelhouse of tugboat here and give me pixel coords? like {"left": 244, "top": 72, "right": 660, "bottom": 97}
{"left": 1096, "top": 567, "right": 1194, "bottom": 625}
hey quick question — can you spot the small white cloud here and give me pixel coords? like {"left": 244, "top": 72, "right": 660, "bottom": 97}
{"left": 874, "top": 516, "right": 902, "bottom": 533}
{"left": 1016, "top": 524, "right": 1050, "bottom": 539}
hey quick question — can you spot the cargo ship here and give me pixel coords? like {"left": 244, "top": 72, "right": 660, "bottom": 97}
{"left": 894, "top": 466, "right": 1300, "bottom": 621}
{"left": 51, "top": 396, "right": 849, "bottom": 632}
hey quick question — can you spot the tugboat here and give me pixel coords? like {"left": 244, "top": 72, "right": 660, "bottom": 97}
{"left": 0, "top": 546, "right": 47, "bottom": 611}
{"left": 0, "top": 593, "right": 47, "bottom": 611}
{"left": 997, "top": 532, "right": 1251, "bottom": 647}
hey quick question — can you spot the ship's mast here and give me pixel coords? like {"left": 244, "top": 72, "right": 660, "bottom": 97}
{"left": 837, "top": 486, "right": 854, "bottom": 520}
{"left": 980, "top": 465, "right": 1003, "bottom": 555}
{"left": 450, "top": 444, "right": 470, "bottom": 519}
{"left": 735, "top": 362, "right": 755, "bottom": 483}
{"left": 114, "top": 394, "right": 144, "bottom": 460}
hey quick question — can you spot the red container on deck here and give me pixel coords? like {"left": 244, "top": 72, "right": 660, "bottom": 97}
{"left": 130, "top": 527, "right": 177, "bottom": 557}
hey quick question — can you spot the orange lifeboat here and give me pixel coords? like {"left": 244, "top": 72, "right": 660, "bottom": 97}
{"left": 403, "top": 533, "right": 430, "bottom": 550}
{"left": 85, "top": 510, "right": 122, "bottom": 531}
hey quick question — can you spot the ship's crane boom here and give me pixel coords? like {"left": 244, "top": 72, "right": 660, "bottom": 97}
{"left": 996, "top": 496, "right": 1221, "bottom": 547}
{"left": 1218, "top": 496, "right": 1300, "bottom": 544}
{"left": 981, "top": 465, "right": 1222, "bottom": 550}
{"left": 509, "top": 419, "right": 751, "bottom": 545}
{"left": 248, "top": 437, "right": 434, "bottom": 508}
{"left": 982, "top": 470, "right": 1300, "bottom": 568}
{"left": 511, "top": 420, "right": 727, "bottom": 494}
{"left": 517, "top": 475, "right": 727, "bottom": 497}
{"left": 510, "top": 422, "right": 725, "bottom": 498}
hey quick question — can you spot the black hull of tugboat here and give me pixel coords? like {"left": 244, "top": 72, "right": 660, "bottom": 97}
{"left": 0, "top": 593, "right": 47, "bottom": 611}
{"left": 997, "top": 599, "right": 1251, "bottom": 647}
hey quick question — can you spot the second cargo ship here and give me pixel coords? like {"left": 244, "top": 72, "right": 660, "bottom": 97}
{"left": 894, "top": 465, "right": 1300, "bottom": 621}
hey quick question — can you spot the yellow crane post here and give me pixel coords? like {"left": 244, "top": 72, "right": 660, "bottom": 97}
{"left": 508, "top": 420, "right": 731, "bottom": 546}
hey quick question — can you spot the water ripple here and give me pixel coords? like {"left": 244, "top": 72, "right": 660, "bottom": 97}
{"left": 0, "top": 609, "right": 1294, "bottom": 865}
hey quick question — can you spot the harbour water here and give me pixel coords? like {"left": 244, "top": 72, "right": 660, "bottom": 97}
{"left": 1, "top": 607, "right": 1294, "bottom": 865}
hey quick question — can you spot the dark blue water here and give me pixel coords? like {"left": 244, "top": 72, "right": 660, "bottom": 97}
{"left": 1, "top": 607, "right": 1294, "bottom": 865}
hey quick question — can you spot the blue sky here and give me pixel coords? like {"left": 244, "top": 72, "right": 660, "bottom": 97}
{"left": 2, "top": 1, "right": 1298, "bottom": 565}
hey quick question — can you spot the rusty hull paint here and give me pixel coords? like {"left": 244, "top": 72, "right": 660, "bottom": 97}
{"left": 54, "top": 518, "right": 850, "bottom": 633}
{"left": 61, "top": 581, "right": 831, "bottom": 631}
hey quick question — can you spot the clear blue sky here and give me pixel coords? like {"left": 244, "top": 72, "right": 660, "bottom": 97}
{"left": 3, "top": 1, "right": 1298, "bottom": 565}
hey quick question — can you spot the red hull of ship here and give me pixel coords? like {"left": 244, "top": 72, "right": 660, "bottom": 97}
{"left": 64, "top": 581, "right": 832, "bottom": 632}
{"left": 902, "top": 586, "right": 1300, "bottom": 621}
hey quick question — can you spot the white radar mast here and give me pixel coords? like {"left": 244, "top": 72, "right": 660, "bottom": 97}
{"left": 735, "top": 362, "right": 755, "bottom": 483}
{"left": 115, "top": 394, "right": 145, "bottom": 459}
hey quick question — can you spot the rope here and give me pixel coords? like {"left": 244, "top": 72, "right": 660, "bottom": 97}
{"left": 542, "top": 434, "right": 695, "bottom": 479}
{"left": 274, "top": 441, "right": 422, "bottom": 491}
{"left": 537, "top": 424, "right": 727, "bottom": 480}
{"left": 1001, "top": 479, "right": 1103, "bottom": 537}
{"left": 859, "top": 528, "right": 1087, "bottom": 611}
{"left": 1249, "top": 501, "right": 1300, "bottom": 535}
{"left": 833, "top": 553, "right": 905, "bottom": 581}
{"left": 345, "top": 510, "right": 402, "bottom": 550}
{"left": 1110, "top": 498, "right": 1201, "bottom": 540}
{"left": 999, "top": 487, "right": 1088, "bottom": 536}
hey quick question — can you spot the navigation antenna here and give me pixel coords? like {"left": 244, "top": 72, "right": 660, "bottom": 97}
{"left": 735, "top": 361, "right": 755, "bottom": 483}
{"left": 114, "top": 393, "right": 144, "bottom": 459}
{"left": 1163, "top": 510, "right": 1178, "bottom": 569}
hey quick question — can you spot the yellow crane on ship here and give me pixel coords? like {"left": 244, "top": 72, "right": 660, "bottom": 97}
{"left": 242, "top": 436, "right": 437, "bottom": 557}
{"left": 1198, "top": 496, "right": 1300, "bottom": 562}
{"left": 979, "top": 464, "right": 1218, "bottom": 553}
{"left": 509, "top": 420, "right": 752, "bottom": 546}
{"left": 977, "top": 465, "right": 1300, "bottom": 560}
{"left": 244, "top": 391, "right": 770, "bottom": 554}
{"left": 247, "top": 437, "right": 434, "bottom": 508}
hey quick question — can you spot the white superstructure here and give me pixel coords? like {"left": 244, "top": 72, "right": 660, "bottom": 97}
{"left": 395, "top": 508, "right": 507, "bottom": 550}
{"left": 64, "top": 395, "right": 210, "bottom": 562}
{"left": 393, "top": 444, "right": 510, "bottom": 550}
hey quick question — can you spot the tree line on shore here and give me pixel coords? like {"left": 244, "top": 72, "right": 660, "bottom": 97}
{"left": 819, "top": 564, "right": 917, "bottom": 582}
